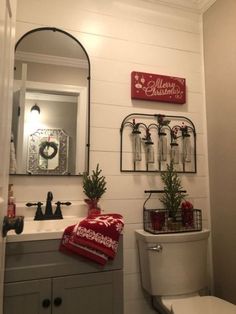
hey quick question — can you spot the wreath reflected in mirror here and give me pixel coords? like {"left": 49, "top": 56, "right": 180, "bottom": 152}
{"left": 28, "top": 128, "right": 69, "bottom": 175}
{"left": 39, "top": 141, "right": 58, "bottom": 159}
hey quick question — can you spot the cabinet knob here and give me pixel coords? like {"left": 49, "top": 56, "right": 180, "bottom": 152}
{"left": 42, "top": 299, "right": 51, "bottom": 308}
{"left": 54, "top": 297, "right": 62, "bottom": 306}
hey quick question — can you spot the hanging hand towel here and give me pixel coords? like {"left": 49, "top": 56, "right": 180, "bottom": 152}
{"left": 9, "top": 133, "right": 17, "bottom": 174}
{"left": 60, "top": 213, "right": 124, "bottom": 265}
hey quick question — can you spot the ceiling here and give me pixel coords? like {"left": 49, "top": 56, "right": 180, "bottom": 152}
{"left": 141, "top": 0, "right": 217, "bottom": 13}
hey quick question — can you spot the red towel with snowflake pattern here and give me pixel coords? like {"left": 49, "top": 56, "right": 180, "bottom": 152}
{"left": 60, "top": 214, "right": 124, "bottom": 265}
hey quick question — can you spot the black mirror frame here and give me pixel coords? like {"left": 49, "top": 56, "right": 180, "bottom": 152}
{"left": 13, "top": 26, "right": 90, "bottom": 176}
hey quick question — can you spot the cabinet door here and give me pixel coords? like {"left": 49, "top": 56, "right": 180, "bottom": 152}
{"left": 53, "top": 271, "right": 123, "bottom": 314}
{"left": 4, "top": 278, "right": 51, "bottom": 314}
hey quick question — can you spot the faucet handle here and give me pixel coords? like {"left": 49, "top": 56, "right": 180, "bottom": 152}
{"left": 60, "top": 202, "right": 71, "bottom": 206}
{"left": 54, "top": 201, "right": 63, "bottom": 219}
{"left": 26, "top": 202, "right": 38, "bottom": 207}
{"left": 53, "top": 201, "right": 71, "bottom": 219}
{"left": 26, "top": 202, "right": 44, "bottom": 220}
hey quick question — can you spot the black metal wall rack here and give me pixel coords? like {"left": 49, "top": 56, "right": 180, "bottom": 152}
{"left": 120, "top": 113, "right": 196, "bottom": 173}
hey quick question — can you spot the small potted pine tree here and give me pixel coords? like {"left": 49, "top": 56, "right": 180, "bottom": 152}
{"left": 159, "top": 161, "right": 187, "bottom": 229}
{"left": 83, "top": 164, "right": 107, "bottom": 215}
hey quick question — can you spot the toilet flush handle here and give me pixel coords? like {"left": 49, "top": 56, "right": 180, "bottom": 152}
{"left": 147, "top": 244, "right": 163, "bottom": 252}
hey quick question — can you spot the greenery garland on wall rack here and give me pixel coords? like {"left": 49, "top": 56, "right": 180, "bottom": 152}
{"left": 120, "top": 113, "right": 196, "bottom": 173}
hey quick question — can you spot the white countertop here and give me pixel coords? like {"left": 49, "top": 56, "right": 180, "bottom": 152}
{"left": 7, "top": 216, "right": 83, "bottom": 242}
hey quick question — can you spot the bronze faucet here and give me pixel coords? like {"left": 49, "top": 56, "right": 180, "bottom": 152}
{"left": 26, "top": 191, "right": 71, "bottom": 220}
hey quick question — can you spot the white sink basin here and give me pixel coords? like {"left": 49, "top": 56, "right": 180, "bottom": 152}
{"left": 7, "top": 216, "right": 83, "bottom": 242}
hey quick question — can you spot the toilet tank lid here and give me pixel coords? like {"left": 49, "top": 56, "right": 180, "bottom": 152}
{"left": 172, "top": 296, "right": 236, "bottom": 314}
{"left": 135, "top": 229, "right": 210, "bottom": 243}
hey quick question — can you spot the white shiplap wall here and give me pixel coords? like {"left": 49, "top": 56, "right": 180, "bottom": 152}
{"left": 12, "top": 1, "right": 210, "bottom": 313}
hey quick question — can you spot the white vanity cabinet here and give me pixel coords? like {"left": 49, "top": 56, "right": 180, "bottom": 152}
{"left": 4, "top": 238, "right": 123, "bottom": 314}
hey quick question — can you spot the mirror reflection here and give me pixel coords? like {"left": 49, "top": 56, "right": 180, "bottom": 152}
{"left": 10, "top": 27, "right": 90, "bottom": 176}
{"left": 28, "top": 128, "right": 69, "bottom": 175}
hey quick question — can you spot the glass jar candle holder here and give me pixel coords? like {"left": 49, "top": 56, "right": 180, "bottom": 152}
{"left": 183, "top": 134, "right": 191, "bottom": 162}
{"left": 158, "top": 132, "right": 167, "bottom": 162}
{"left": 145, "top": 142, "right": 155, "bottom": 164}
{"left": 132, "top": 130, "right": 142, "bottom": 162}
{"left": 170, "top": 141, "right": 179, "bottom": 164}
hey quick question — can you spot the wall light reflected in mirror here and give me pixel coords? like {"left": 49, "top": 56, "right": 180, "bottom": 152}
{"left": 26, "top": 101, "right": 43, "bottom": 135}
{"left": 30, "top": 103, "right": 40, "bottom": 116}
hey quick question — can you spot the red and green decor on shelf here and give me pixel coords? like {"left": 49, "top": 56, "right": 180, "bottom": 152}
{"left": 83, "top": 164, "right": 107, "bottom": 216}
{"left": 143, "top": 161, "right": 202, "bottom": 234}
{"left": 159, "top": 160, "right": 187, "bottom": 221}
{"left": 181, "top": 200, "right": 194, "bottom": 228}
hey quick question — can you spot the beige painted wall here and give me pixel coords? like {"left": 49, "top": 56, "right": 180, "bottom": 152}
{"left": 11, "top": 1, "right": 210, "bottom": 313}
{"left": 203, "top": 0, "right": 236, "bottom": 304}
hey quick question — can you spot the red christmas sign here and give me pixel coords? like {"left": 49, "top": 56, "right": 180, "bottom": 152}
{"left": 131, "top": 71, "right": 186, "bottom": 104}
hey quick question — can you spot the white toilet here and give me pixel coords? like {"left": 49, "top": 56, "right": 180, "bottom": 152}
{"left": 135, "top": 229, "right": 236, "bottom": 314}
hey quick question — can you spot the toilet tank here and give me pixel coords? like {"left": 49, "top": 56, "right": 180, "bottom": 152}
{"left": 135, "top": 229, "right": 210, "bottom": 296}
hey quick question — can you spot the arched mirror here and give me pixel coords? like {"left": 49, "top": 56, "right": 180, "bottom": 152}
{"left": 10, "top": 27, "right": 90, "bottom": 176}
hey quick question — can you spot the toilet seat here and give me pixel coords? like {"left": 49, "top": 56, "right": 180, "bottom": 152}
{"left": 171, "top": 296, "right": 236, "bottom": 314}
{"left": 160, "top": 293, "right": 199, "bottom": 312}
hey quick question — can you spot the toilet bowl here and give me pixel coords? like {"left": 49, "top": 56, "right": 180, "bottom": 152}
{"left": 158, "top": 293, "right": 200, "bottom": 313}
{"left": 171, "top": 296, "right": 236, "bottom": 314}
{"left": 135, "top": 229, "right": 236, "bottom": 314}
{"left": 154, "top": 295, "right": 236, "bottom": 314}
